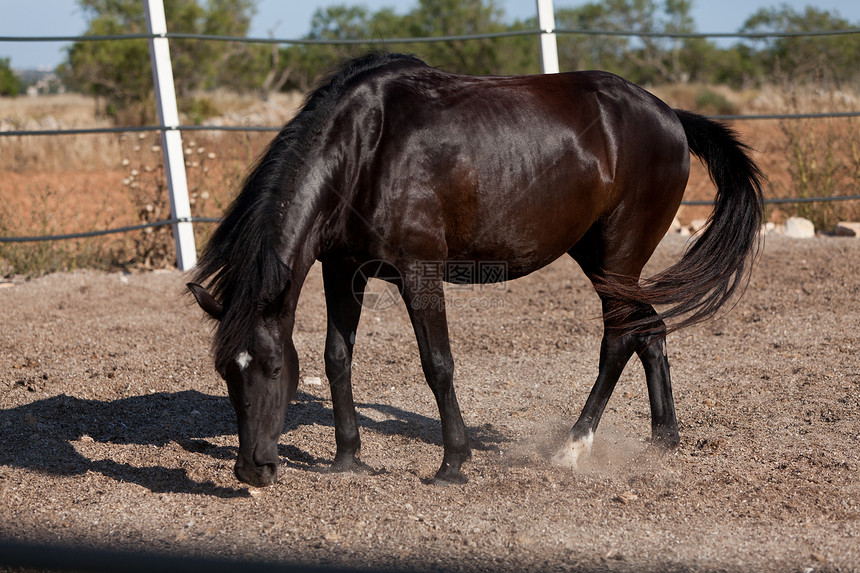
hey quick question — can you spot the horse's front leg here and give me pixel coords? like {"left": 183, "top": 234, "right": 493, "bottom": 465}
{"left": 401, "top": 276, "right": 471, "bottom": 484}
{"left": 322, "top": 260, "right": 370, "bottom": 473}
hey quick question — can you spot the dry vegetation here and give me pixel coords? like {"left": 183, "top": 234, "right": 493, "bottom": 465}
{"left": 0, "top": 92, "right": 301, "bottom": 275}
{"left": 1, "top": 85, "right": 859, "bottom": 275}
{"left": 653, "top": 83, "right": 860, "bottom": 229}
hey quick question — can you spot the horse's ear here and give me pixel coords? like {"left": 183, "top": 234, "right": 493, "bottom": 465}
{"left": 263, "top": 279, "right": 292, "bottom": 317}
{"left": 187, "top": 283, "right": 224, "bottom": 321}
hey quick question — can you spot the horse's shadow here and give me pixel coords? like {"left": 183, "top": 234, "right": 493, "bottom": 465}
{"left": 0, "top": 389, "right": 508, "bottom": 496}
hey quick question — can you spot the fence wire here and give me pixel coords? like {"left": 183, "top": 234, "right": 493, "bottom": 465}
{"left": 0, "top": 217, "right": 220, "bottom": 244}
{"left": 2, "top": 25, "right": 860, "bottom": 245}
{"left": 4, "top": 111, "right": 860, "bottom": 139}
{"left": 4, "top": 24, "right": 860, "bottom": 45}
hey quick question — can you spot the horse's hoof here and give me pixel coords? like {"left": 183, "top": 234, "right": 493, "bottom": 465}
{"left": 550, "top": 430, "right": 594, "bottom": 469}
{"left": 432, "top": 464, "right": 468, "bottom": 485}
{"left": 650, "top": 429, "right": 680, "bottom": 450}
{"left": 330, "top": 457, "right": 373, "bottom": 475}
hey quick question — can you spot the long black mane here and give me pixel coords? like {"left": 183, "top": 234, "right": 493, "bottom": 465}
{"left": 190, "top": 52, "right": 424, "bottom": 371}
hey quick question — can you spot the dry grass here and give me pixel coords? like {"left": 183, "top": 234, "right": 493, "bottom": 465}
{"left": 0, "top": 94, "right": 120, "bottom": 173}
{"left": 748, "top": 86, "right": 860, "bottom": 229}
{"left": 650, "top": 84, "right": 860, "bottom": 229}
{"left": 0, "top": 91, "right": 300, "bottom": 275}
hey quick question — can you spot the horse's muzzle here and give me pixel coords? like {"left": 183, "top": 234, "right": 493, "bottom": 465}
{"left": 234, "top": 457, "right": 277, "bottom": 487}
{"left": 234, "top": 443, "right": 279, "bottom": 487}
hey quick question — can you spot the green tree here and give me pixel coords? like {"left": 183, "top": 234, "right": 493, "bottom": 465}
{"left": 0, "top": 57, "right": 22, "bottom": 97}
{"left": 273, "top": 5, "right": 405, "bottom": 93}
{"left": 554, "top": 0, "right": 708, "bottom": 84}
{"left": 554, "top": 2, "right": 629, "bottom": 74}
{"left": 740, "top": 5, "right": 860, "bottom": 87}
{"left": 278, "top": 0, "right": 537, "bottom": 89}
{"left": 62, "top": 0, "right": 257, "bottom": 123}
{"left": 405, "top": 0, "right": 508, "bottom": 75}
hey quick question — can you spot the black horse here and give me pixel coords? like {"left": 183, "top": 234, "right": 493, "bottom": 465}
{"left": 188, "top": 53, "right": 763, "bottom": 487}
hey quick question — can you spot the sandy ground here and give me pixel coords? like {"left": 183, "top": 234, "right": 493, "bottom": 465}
{"left": 1, "top": 234, "right": 859, "bottom": 572}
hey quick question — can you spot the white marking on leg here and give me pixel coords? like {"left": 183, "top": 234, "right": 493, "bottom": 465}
{"left": 550, "top": 430, "right": 594, "bottom": 469}
{"left": 236, "top": 351, "right": 252, "bottom": 370}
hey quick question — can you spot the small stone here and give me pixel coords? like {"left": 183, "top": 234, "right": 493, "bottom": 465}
{"left": 612, "top": 490, "right": 638, "bottom": 504}
{"left": 689, "top": 218, "right": 709, "bottom": 233}
{"left": 834, "top": 222, "right": 860, "bottom": 237}
{"left": 785, "top": 216, "right": 815, "bottom": 238}
{"left": 323, "top": 532, "right": 342, "bottom": 543}
{"left": 303, "top": 376, "right": 323, "bottom": 386}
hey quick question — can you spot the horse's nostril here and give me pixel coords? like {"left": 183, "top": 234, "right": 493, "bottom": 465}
{"left": 262, "top": 462, "right": 277, "bottom": 483}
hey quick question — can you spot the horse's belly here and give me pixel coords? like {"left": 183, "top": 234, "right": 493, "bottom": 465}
{"left": 446, "top": 194, "right": 597, "bottom": 273}
{"left": 448, "top": 227, "right": 586, "bottom": 282}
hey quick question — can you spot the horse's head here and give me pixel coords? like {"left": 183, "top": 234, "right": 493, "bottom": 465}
{"left": 188, "top": 282, "right": 298, "bottom": 487}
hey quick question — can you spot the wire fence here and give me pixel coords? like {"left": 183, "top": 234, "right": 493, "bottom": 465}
{"left": 4, "top": 110, "right": 860, "bottom": 139}
{"left": 5, "top": 24, "right": 860, "bottom": 45}
{"left": 2, "top": 23, "right": 860, "bottom": 245}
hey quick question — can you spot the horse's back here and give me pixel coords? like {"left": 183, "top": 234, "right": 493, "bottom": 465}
{"left": 326, "top": 60, "right": 691, "bottom": 276}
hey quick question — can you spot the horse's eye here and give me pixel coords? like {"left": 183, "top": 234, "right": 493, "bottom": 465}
{"left": 270, "top": 366, "right": 282, "bottom": 379}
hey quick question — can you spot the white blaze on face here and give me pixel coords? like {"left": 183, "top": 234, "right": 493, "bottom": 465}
{"left": 550, "top": 430, "right": 594, "bottom": 469}
{"left": 236, "top": 351, "right": 253, "bottom": 371}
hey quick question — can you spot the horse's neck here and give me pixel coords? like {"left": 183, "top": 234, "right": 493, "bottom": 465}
{"left": 274, "top": 186, "right": 329, "bottom": 288}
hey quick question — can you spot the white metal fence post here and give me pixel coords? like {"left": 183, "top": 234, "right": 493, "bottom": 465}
{"left": 144, "top": 0, "right": 197, "bottom": 271}
{"left": 536, "top": 0, "right": 560, "bottom": 74}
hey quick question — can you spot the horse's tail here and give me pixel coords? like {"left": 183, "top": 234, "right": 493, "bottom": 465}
{"left": 602, "top": 109, "right": 765, "bottom": 333}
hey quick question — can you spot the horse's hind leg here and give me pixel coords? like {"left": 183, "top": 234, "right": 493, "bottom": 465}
{"left": 551, "top": 298, "right": 638, "bottom": 467}
{"left": 552, "top": 226, "right": 680, "bottom": 468}
{"left": 637, "top": 316, "right": 679, "bottom": 448}
{"left": 552, "top": 297, "right": 680, "bottom": 467}
{"left": 322, "top": 259, "right": 370, "bottom": 473}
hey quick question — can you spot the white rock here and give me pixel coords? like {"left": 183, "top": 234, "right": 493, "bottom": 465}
{"left": 689, "top": 218, "right": 709, "bottom": 234}
{"left": 303, "top": 376, "right": 323, "bottom": 386}
{"left": 834, "top": 222, "right": 860, "bottom": 237}
{"left": 784, "top": 216, "right": 815, "bottom": 238}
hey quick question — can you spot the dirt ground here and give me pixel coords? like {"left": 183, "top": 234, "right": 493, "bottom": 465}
{"left": 1, "top": 233, "right": 858, "bottom": 572}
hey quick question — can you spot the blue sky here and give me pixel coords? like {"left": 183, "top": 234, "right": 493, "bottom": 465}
{"left": 2, "top": 0, "right": 860, "bottom": 70}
